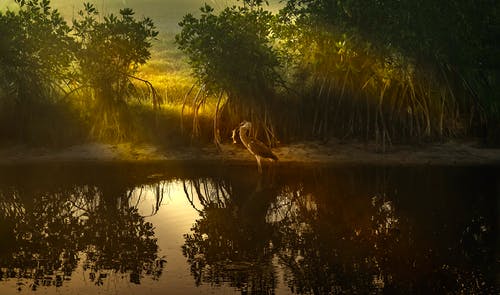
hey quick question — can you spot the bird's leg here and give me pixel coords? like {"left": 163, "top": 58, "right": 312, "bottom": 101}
{"left": 231, "top": 128, "right": 238, "bottom": 144}
{"left": 256, "top": 156, "right": 262, "bottom": 173}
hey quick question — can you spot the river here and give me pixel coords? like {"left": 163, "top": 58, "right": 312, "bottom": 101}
{"left": 0, "top": 163, "right": 498, "bottom": 294}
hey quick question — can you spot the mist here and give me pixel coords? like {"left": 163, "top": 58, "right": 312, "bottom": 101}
{"left": 0, "top": 0, "right": 282, "bottom": 32}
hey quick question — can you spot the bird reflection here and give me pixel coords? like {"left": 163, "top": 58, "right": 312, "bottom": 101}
{"left": 0, "top": 166, "right": 496, "bottom": 294}
{"left": 180, "top": 167, "right": 498, "bottom": 294}
{"left": 181, "top": 173, "right": 279, "bottom": 293}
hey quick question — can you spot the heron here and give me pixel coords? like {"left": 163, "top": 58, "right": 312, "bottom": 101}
{"left": 234, "top": 121, "right": 278, "bottom": 173}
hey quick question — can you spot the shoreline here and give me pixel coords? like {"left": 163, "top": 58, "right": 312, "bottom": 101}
{"left": 1, "top": 141, "right": 500, "bottom": 166}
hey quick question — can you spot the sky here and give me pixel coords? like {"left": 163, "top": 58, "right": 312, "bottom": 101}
{"left": 0, "top": 0, "right": 283, "bottom": 32}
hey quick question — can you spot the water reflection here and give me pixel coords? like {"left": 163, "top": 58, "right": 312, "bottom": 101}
{"left": 0, "top": 183, "right": 165, "bottom": 291}
{"left": 180, "top": 167, "right": 498, "bottom": 294}
{"left": 181, "top": 174, "right": 279, "bottom": 293}
{"left": 0, "top": 164, "right": 498, "bottom": 294}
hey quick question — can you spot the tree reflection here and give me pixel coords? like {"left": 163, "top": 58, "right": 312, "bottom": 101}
{"left": 182, "top": 167, "right": 498, "bottom": 294}
{"left": 269, "top": 168, "right": 498, "bottom": 294}
{"left": 0, "top": 189, "right": 81, "bottom": 290}
{"left": 182, "top": 175, "right": 279, "bottom": 293}
{"left": 0, "top": 183, "right": 164, "bottom": 291}
{"left": 270, "top": 183, "right": 390, "bottom": 294}
{"left": 0, "top": 166, "right": 496, "bottom": 294}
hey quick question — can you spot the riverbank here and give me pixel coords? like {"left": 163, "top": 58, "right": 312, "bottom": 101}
{"left": 1, "top": 140, "right": 500, "bottom": 166}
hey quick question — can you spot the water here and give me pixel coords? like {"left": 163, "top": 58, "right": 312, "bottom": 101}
{"left": 0, "top": 163, "right": 498, "bottom": 294}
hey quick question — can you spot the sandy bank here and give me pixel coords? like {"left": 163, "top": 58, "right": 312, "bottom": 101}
{"left": 1, "top": 141, "right": 500, "bottom": 166}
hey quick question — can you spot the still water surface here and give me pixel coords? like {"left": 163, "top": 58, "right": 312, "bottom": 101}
{"left": 0, "top": 163, "right": 498, "bottom": 294}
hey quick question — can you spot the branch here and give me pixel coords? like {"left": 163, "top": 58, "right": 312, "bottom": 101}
{"left": 126, "top": 74, "right": 161, "bottom": 108}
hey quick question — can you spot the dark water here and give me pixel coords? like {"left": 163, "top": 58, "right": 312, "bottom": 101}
{"left": 0, "top": 163, "right": 498, "bottom": 294}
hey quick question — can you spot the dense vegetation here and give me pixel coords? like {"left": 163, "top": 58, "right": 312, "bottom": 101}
{"left": 0, "top": 0, "right": 159, "bottom": 145}
{"left": 0, "top": 0, "right": 499, "bottom": 148}
{"left": 176, "top": 0, "right": 500, "bottom": 147}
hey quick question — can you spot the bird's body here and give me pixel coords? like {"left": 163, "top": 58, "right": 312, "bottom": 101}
{"left": 238, "top": 121, "right": 278, "bottom": 173}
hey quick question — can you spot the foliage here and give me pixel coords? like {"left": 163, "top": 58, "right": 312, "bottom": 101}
{"left": 173, "top": 0, "right": 500, "bottom": 146}
{"left": 0, "top": 0, "right": 499, "bottom": 147}
{"left": 277, "top": 0, "right": 500, "bottom": 145}
{"left": 72, "top": 3, "right": 159, "bottom": 140}
{"left": 176, "top": 2, "right": 282, "bottom": 144}
{"left": 72, "top": 3, "right": 158, "bottom": 101}
{"left": 282, "top": 0, "right": 499, "bottom": 68}
{"left": 176, "top": 4, "right": 280, "bottom": 98}
{"left": 0, "top": 0, "right": 76, "bottom": 144}
{"left": 0, "top": 0, "right": 73, "bottom": 102}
